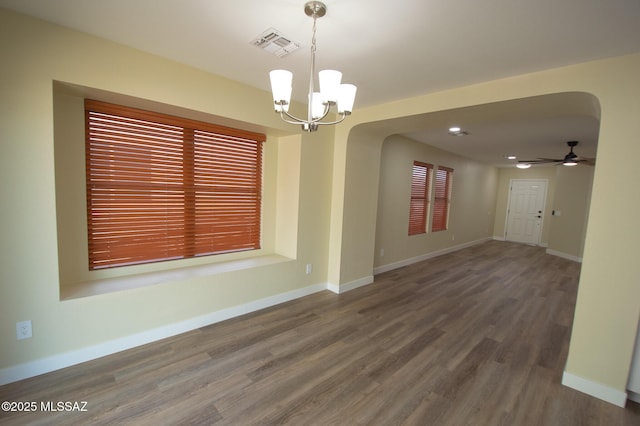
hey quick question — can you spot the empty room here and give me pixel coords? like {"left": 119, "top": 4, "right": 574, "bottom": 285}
{"left": 1, "top": 1, "right": 640, "bottom": 424}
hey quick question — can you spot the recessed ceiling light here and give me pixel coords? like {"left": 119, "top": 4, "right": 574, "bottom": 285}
{"left": 516, "top": 163, "right": 531, "bottom": 169}
{"left": 505, "top": 155, "right": 517, "bottom": 160}
{"left": 449, "top": 126, "right": 461, "bottom": 133}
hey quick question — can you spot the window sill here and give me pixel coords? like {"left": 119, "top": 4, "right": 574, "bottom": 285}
{"left": 60, "top": 254, "right": 293, "bottom": 300}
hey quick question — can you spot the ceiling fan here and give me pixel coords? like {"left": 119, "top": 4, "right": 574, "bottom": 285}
{"left": 518, "top": 141, "right": 595, "bottom": 167}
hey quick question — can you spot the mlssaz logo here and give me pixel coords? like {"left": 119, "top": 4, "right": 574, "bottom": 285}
{"left": 40, "top": 401, "right": 88, "bottom": 412}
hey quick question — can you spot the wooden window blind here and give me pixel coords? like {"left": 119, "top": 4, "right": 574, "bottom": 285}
{"left": 432, "top": 166, "right": 453, "bottom": 232}
{"left": 408, "top": 161, "right": 432, "bottom": 236}
{"left": 85, "top": 99, "right": 265, "bottom": 270}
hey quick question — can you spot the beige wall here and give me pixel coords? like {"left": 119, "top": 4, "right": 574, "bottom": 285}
{"left": 547, "top": 165, "right": 594, "bottom": 259}
{"left": 2, "top": 7, "right": 640, "bottom": 405}
{"left": 375, "top": 137, "right": 592, "bottom": 273}
{"left": 0, "top": 9, "right": 332, "bottom": 371}
{"left": 375, "top": 135, "right": 497, "bottom": 269}
{"left": 52, "top": 84, "right": 303, "bottom": 292}
{"left": 329, "top": 55, "right": 640, "bottom": 398}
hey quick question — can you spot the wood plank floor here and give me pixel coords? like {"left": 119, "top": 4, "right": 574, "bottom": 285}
{"left": 1, "top": 241, "right": 639, "bottom": 425}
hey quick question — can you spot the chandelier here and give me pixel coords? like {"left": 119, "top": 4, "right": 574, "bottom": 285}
{"left": 269, "top": 1, "right": 357, "bottom": 132}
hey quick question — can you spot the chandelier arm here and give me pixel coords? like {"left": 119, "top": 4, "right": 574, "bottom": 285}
{"left": 278, "top": 109, "right": 347, "bottom": 127}
{"left": 278, "top": 109, "right": 311, "bottom": 125}
{"left": 277, "top": 101, "right": 331, "bottom": 124}
{"left": 312, "top": 113, "right": 348, "bottom": 126}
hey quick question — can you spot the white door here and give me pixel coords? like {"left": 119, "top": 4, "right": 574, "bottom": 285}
{"left": 505, "top": 179, "right": 547, "bottom": 245}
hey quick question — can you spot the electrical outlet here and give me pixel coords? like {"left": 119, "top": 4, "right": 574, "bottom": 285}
{"left": 306, "top": 263, "right": 312, "bottom": 275}
{"left": 16, "top": 320, "right": 32, "bottom": 340}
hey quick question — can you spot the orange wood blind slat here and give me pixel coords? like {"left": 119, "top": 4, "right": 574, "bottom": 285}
{"left": 408, "top": 161, "right": 432, "bottom": 236}
{"left": 432, "top": 167, "right": 453, "bottom": 232}
{"left": 85, "top": 99, "right": 264, "bottom": 270}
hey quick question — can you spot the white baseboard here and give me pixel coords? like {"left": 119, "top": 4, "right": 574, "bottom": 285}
{"left": 628, "top": 390, "right": 640, "bottom": 403}
{"left": 546, "top": 249, "right": 582, "bottom": 263}
{"left": 373, "top": 237, "right": 491, "bottom": 275}
{"left": 327, "top": 276, "right": 374, "bottom": 294}
{"left": 0, "top": 283, "right": 327, "bottom": 386}
{"left": 562, "top": 371, "right": 628, "bottom": 407}
{"left": 494, "top": 236, "right": 550, "bottom": 249}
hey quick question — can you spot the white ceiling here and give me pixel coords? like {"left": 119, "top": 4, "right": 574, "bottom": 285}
{"left": 2, "top": 0, "right": 640, "bottom": 167}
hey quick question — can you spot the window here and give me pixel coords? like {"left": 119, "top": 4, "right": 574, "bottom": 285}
{"left": 432, "top": 166, "right": 453, "bottom": 232}
{"left": 408, "top": 161, "right": 433, "bottom": 235}
{"left": 85, "top": 99, "right": 265, "bottom": 270}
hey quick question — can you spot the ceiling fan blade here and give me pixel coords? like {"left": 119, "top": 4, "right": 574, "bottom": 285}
{"left": 578, "top": 158, "right": 596, "bottom": 166}
{"left": 520, "top": 141, "right": 596, "bottom": 167}
{"left": 517, "top": 158, "right": 562, "bottom": 164}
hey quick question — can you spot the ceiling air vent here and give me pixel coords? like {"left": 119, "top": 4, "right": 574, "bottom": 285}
{"left": 251, "top": 28, "right": 300, "bottom": 57}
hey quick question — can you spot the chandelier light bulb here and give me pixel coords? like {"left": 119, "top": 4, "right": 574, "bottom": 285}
{"left": 310, "top": 92, "right": 325, "bottom": 119}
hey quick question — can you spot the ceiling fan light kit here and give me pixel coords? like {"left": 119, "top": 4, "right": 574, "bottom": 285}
{"left": 561, "top": 141, "right": 579, "bottom": 166}
{"left": 269, "top": 1, "right": 357, "bottom": 132}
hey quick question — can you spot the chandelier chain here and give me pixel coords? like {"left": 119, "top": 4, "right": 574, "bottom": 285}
{"left": 308, "top": 15, "right": 319, "bottom": 122}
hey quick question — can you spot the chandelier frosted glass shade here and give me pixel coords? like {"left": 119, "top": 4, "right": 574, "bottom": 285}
{"left": 269, "top": 69, "right": 357, "bottom": 131}
{"left": 269, "top": 70, "right": 292, "bottom": 112}
{"left": 336, "top": 84, "right": 357, "bottom": 114}
{"left": 318, "top": 70, "right": 341, "bottom": 102}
